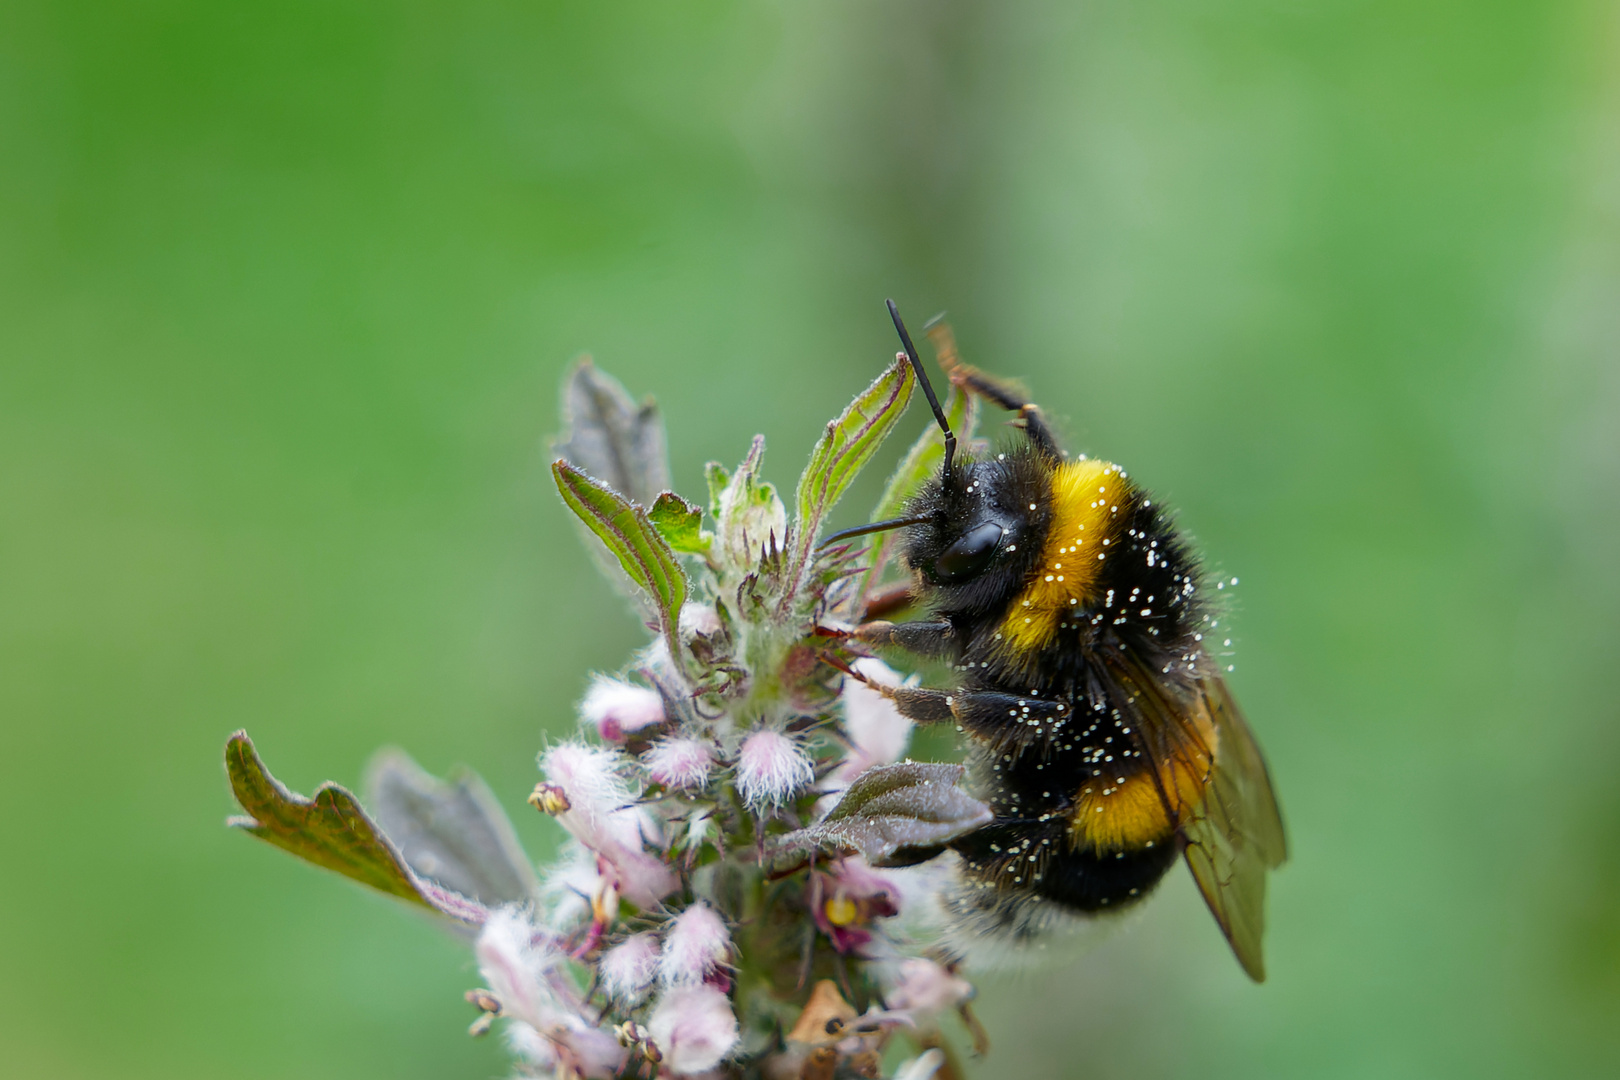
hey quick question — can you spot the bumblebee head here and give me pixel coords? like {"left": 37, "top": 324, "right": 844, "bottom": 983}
{"left": 807, "top": 302, "right": 1052, "bottom": 611}
{"left": 906, "top": 457, "right": 1035, "bottom": 587}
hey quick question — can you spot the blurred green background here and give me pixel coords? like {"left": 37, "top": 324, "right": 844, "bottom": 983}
{"left": 4, "top": 0, "right": 1618, "bottom": 1077}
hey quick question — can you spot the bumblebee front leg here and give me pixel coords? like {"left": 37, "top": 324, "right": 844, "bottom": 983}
{"left": 853, "top": 619, "right": 957, "bottom": 660}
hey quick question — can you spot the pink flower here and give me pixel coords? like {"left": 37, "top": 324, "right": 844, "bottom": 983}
{"left": 827, "top": 657, "right": 912, "bottom": 790}
{"left": 539, "top": 743, "right": 677, "bottom": 908}
{"left": 581, "top": 676, "right": 666, "bottom": 742}
{"left": 810, "top": 857, "right": 899, "bottom": 955}
{"left": 475, "top": 908, "right": 629, "bottom": 1080}
{"left": 475, "top": 908, "right": 561, "bottom": 1032}
{"left": 734, "top": 729, "right": 813, "bottom": 809}
{"left": 658, "top": 902, "right": 731, "bottom": 987}
{"left": 598, "top": 932, "right": 660, "bottom": 1005}
{"left": 883, "top": 957, "right": 974, "bottom": 1017}
{"left": 645, "top": 736, "right": 715, "bottom": 791}
{"left": 647, "top": 984, "right": 739, "bottom": 1075}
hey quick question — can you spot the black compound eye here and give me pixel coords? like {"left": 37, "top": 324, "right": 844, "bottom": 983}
{"left": 932, "top": 521, "right": 1004, "bottom": 582}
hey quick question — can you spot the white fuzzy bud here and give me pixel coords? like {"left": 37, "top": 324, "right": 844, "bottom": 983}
{"left": 658, "top": 902, "right": 730, "bottom": 987}
{"left": 598, "top": 932, "right": 661, "bottom": 1005}
{"left": 539, "top": 742, "right": 676, "bottom": 908}
{"left": 734, "top": 729, "right": 813, "bottom": 809}
{"left": 645, "top": 736, "right": 715, "bottom": 791}
{"left": 647, "top": 984, "right": 739, "bottom": 1075}
{"left": 580, "top": 676, "right": 665, "bottom": 742}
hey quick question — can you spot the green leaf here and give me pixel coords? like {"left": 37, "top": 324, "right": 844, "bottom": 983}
{"left": 704, "top": 461, "right": 731, "bottom": 517}
{"left": 794, "top": 357, "right": 915, "bottom": 536}
{"left": 364, "top": 749, "right": 539, "bottom": 908}
{"left": 648, "top": 491, "right": 710, "bottom": 555}
{"left": 775, "top": 762, "right": 992, "bottom": 865}
{"left": 224, "top": 732, "right": 487, "bottom": 926}
{"left": 553, "top": 460, "right": 688, "bottom": 671}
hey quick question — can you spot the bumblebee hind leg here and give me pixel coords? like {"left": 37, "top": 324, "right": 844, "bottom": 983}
{"left": 942, "top": 362, "right": 1062, "bottom": 459}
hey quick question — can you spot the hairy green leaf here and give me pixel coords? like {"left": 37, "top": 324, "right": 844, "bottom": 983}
{"left": 794, "top": 358, "right": 914, "bottom": 536}
{"left": 225, "top": 732, "right": 487, "bottom": 926}
{"left": 553, "top": 460, "right": 688, "bottom": 670}
{"left": 648, "top": 491, "right": 710, "bottom": 555}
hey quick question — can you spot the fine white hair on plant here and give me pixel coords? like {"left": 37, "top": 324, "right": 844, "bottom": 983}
{"left": 658, "top": 901, "right": 731, "bottom": 987}
{"left": 539, "top": 742, "right": 676, "bottom": 907}
{"left": 598, "top": 932, "right": 661, "bottom": 1005}
{"left": 475, "top": 908, "right": 572, "bottom": 1035}
{"left": 644, "top": 735, "right": 715, "bottom": 791}
{"left": 734, "top": 729, "right": 814, "bottom": 809}
{"left": 647, "top": 983, "right": 740, "bottom": 1075}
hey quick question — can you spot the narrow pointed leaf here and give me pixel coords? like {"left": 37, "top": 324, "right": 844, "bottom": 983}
{"left": 224, "top": 731, "right": 486, "bottom": 926}
{"left": 794, "top": 358, "right": 914, "bottom": 537}
{"left": 553, "top": 460, "right": 688, "bottom": 670}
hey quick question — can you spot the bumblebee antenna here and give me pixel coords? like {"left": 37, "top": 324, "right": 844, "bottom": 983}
{"left": 887, "top": 299, "right": 956, "bottom": 480}
{"left": 818, "top": 513, "right": 933, "bottom": 549}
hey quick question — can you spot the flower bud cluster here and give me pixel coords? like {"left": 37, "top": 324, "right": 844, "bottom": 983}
{"left": 464, "top": 368, "right": 979, "bottom": 1079}
{"left": 480, "top": 645, "right": 968, "bottom": 1078}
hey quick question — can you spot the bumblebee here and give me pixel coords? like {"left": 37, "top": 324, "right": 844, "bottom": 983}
{"left": 835, "top": 301, "right": 1287, "bottom": 980}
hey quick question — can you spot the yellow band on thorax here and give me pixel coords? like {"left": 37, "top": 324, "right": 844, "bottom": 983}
{"left": 996, "top": 459, "right": 1131, "bottom": 656}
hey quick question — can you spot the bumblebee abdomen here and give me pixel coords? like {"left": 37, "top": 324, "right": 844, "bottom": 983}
{"left": 949, "top": 809, "right": 1179, "bottom": 916}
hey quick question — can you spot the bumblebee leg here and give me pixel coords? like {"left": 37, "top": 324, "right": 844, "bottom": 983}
{"left": 946, "top": 365, "right": 1062, "bottom": 459}
{"left": 818, "top": 658, "right": 955, "bottom": 724}
{"left": 949, "top": 691, "right": 1071, "bottom": 750}
{"left": 886, "top": 687, "right": 959, "bottom": 725}
{"left": 879, "top": 685, "right": 1072, "bottom": 745}
{"left": 854, "top": 620, "right": 957, "bottom": 660}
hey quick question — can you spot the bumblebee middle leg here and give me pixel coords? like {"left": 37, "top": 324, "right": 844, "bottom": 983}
{"left": 854, "top": 680, "right": 1072, "bottom": 753}
{"left": 944, "top": 362, "right": 1062, "bottom": 460}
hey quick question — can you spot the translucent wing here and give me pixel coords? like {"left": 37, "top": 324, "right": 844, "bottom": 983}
{"left": 1100, "top": 651, "right": 1286, "bottom": 981}
{"left": 1182, "top": 675, "right": 1287, "bottom": 980}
